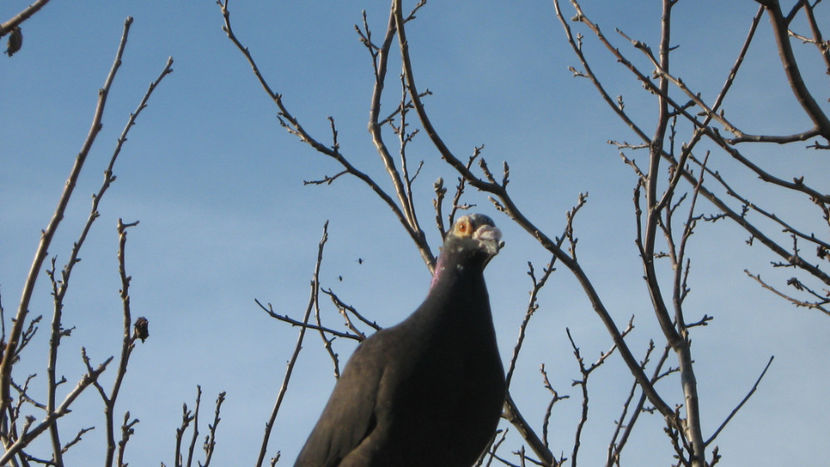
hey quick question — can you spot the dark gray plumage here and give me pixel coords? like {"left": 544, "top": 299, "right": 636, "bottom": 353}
{"left": 295, "top": 214, "right": 505, "bottom": 467}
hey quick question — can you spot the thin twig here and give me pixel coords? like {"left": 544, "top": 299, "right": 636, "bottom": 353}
{"left": 256, "top": 222, "right": 329, "bottom": 467}
{"left": 201, "top": 391, "right": 226, "bottom": 467}
{"left": 744, "top": 271, "right": 830, "bottom": 315}
{"left": 504, "top": 256, "right": 557, "bottom": 390}
{"left": 173, "top": 388, "right": 196, "bottom": 467}
{"left": 255, "top": 299, "right": 362, "bottom": 341}
{"left": 704, "top": 356, "right": 774, "bottom": 446}
{"left": 117, "top": 412, "right": 138, "bottom": 467}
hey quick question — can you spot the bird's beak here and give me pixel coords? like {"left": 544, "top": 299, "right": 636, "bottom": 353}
{"left": 474, "top": 225, "right": 503, "bottom": 257}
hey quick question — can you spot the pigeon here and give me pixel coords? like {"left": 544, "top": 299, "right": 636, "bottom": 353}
{"left": 295, "top": 213, "right": 505, "bottom": 466}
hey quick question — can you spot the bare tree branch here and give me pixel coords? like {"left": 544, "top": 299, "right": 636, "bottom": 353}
{"left": 0, "top": 15, "right": 135, "bottom": 422}
{"left": 216, "top": 0, "right": 435, "bottom": 272}
{"left": 0, "top": 353, "right": 112, "bottom": 465}
{"left": 201, "top": 391, "right": 226, "bottom": 467}
{"left": 0, "top": 0, "right": 50, "bottom": 38}
{"left": 756, "top": 0, "right": 830, "bottom": 139}
{"left": 402, "top": 0, "right": 677, "bottom": 429}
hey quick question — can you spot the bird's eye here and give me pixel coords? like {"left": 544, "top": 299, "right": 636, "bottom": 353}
{"left": 455, "top": 218, "right": 472, "bottom": 236}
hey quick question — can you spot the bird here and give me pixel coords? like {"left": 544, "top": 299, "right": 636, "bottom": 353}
{"left": 295, "top": 213, "right": 506, "bottom": 467}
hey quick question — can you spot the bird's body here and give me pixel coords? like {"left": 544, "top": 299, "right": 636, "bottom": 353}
{"left": 295, "top": 214, "right": 505, "bottom": 467}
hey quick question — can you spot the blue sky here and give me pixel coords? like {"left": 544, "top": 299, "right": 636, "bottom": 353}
{"left": 1, "top": 1, "right": 828, "bottom": 465}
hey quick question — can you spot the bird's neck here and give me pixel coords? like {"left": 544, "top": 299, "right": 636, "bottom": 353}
{"left": 425, "top": 256, "right": 488, "bottom": 316}
{"left": 430, "top": 248, "right": 482, "bottom": 290}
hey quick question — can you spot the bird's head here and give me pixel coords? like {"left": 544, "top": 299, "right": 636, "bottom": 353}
{"left": 438, "top": 214, "right": 504, "bottom": 273}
